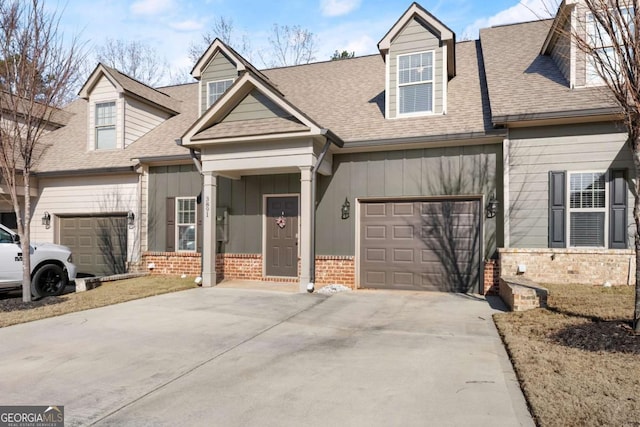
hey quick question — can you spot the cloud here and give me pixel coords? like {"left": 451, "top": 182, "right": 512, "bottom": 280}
{"left": 320, "top": 0, "right": 362, "bottom": 17}
{"left": 463, "top": 0, "right": 555, "bottom": 39}
{"left": 169, "top": 19, "right": 204, "bottom": 32}
{"left": 130, "top": 0, "right": 174, "bottom": 16}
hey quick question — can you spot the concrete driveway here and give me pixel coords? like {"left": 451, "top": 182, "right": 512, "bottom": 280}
{"left": 0, "top": 288, "right": 533, "bottom": 426}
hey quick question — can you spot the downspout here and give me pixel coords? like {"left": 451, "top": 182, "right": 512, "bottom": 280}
{"left": 308, "top": 129, "right": 341, "bottom": 293}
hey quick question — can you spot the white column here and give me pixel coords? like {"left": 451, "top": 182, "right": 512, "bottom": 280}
{"left": 202, "top": 172, "right": 218, "bottom": 287}
{"left": 299, "top": 166, "right": 313, "bottom": 292}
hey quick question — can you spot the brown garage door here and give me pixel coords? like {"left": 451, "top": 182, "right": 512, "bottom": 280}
{"left": 360, "top": 199, "right": 481, "bottom": 292}
{"left": 59, "top": 216, "right": 128, "bottom": 277}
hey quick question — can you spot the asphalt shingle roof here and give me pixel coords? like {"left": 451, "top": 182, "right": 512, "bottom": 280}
{"left": 479, "top": 19, "right": 618, "bottom": 122}
{"left": 193, "top": 116, "right": 308, "bottom": 140}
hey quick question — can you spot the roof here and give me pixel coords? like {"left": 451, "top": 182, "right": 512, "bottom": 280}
{"left": 192, "top": 116, "right": 308, "bottom": 140}
{"left": 480, "top": 19, "right": 618, "bottom": 124}
{"left": 78, "top": 63, "right": 181, "bottom": 114}
{"left": 35, "top": 83, "right": 197, "bottom": 174}
{"left": 262, "top": 41, "right": 493, "bottom": 145}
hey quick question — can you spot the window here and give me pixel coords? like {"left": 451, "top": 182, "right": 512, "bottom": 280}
{"left": 397, "top": 51, "right": 434, "bottom": 115}
{"left": 207, "top": 79, "right": 233, "bottom": 108}
{"left": 176, "top": 197, "right": 196, "bottom": 251}
{"left": 585, "top": 8, "right": 633, "bottom": 85}
{"left": 568, "top": 172, "right": 606, "bottom": 247}
{"left": 95, "top": 101, "right": 116, "bottom": 149}
{"left": 0, "top": 212, "right": 17, "bottom": 230}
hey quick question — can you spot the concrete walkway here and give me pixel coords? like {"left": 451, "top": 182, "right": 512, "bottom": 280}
{"left": 0, "top": 288, "right": 533, "bottom": 426}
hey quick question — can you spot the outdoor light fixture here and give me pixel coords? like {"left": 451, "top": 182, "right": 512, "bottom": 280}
{"left": 341, "top": 197, "right": 351, "bottom": 220}
{"left": 127, "top": 210, "right": 135, "bottom": 228}
{"left": 41, "top": 211, "right": 51, "bottom": 229}
{"left": 486, "top": 194, "right": 499, "bottom": 218}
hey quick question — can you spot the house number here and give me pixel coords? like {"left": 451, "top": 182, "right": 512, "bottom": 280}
{"left": 205, "top": 196, "right": 210, "bottom": 218}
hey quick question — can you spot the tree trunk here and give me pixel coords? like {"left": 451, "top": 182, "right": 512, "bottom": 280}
{"left": 21, "top": 172, "right": 31, "bottom": 303}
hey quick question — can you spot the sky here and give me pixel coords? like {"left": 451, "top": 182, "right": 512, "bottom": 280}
{"left": 52, "top": 0, "right": 558, "bottom": 84}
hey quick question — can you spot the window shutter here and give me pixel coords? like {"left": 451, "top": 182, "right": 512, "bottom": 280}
{"left": 166, "top": 197, "right": 175, "bottom": 252}
{"left": 549, "top": 171, "right": 566, "bottom": 248}
{"left": 609, "top": 169, "right": 628, "bottom": 249}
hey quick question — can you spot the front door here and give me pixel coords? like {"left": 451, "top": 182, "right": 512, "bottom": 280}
{"left": 265, "top": 196, "right": 298, "bottom": 277}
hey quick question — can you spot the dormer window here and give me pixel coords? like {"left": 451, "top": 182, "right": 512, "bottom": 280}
{"left": 207, "top": 79, "right": 233, "bottom": 108}
{"left": 95, "top": 101, "right": 116, "bottom": 149}
{"left": 398, "top": 51, "right": 434, "bottom": 115}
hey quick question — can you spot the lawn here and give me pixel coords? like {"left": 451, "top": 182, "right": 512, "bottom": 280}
{"left": 494, "top": 283, "right": 639, "bottom": 427}
{"left": 0, "top": 275, "right": 198, "bottom": 328}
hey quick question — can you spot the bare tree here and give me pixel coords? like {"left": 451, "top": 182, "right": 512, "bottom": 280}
{"left": 0, "top": 0, "right": 83, "bottom": 302}
{"left": 260, "top": 24, "right": 317, "bottom": 67}
{"left": 556, "top": 0, "right": 640, "bottom": 331}
{"left": 188, "top": 17, "right": 252, "bottom": 64}
{"left": 95, "top": 38, "right": 169, "bottom": 86}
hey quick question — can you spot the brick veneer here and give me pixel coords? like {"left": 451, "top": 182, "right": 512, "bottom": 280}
{"left": 498, "top": 248, "right": 636, "bottom": 286}
{"left": 483, "top": 259, "right": 500, "bottom": 295}
{"left": 141, "top": 252, "right": 356, "bottom": 287}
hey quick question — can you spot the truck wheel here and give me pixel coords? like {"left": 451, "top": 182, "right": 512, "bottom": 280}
{"left": 31, "top": 264, "right": 68, "bottom": 298}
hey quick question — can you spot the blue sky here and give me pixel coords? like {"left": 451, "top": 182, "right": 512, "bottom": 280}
{"left": 53, "top": 0, "right": 555, "bottom": 82}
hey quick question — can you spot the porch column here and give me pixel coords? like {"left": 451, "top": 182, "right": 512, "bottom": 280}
{"left": 202, "top": 172, "right": 218, "bottom": 287}
{"left": 299, "top": 166, "right": 313, "bottom": 292}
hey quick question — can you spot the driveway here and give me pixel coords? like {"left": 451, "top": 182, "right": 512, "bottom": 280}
{"left": 0, "top": 288, "right": 533, "bottom": 426}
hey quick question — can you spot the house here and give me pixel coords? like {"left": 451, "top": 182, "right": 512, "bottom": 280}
{"left": 30, "top": 1, "right": 634, "bottom": 291}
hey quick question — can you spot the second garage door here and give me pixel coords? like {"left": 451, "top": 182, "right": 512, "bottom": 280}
{"left": 360, "top": 198, "right": 481, "bottom": 292}
{"left": 59, "top": 215, "right": 128, "bottom": 277}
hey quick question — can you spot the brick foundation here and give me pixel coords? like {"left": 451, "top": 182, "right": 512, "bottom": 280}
{"left": 483, "top": 259, "right": 500, "bottom": 295}
{"left": 498, "top": 248, "right": 636, "bottom": 286}
{"left": 141, "top": 252, "right": 355, "bottom": 288}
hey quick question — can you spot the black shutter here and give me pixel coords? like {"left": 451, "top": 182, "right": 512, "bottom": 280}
{"left": 549, "top": 171, "right": 566, "bottom": 248}
{"left": 609, "top": 169, "right": 628, "bottom": 249}
{"left": 166, "top": 197, "right": 175, "bottom": 252}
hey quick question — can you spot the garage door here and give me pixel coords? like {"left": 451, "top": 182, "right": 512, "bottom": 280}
{"left": 360, "top": 199, "right": 481, "bottom": 292}
{"left": 59, "top": 216, "right": 128, "bottom": 277}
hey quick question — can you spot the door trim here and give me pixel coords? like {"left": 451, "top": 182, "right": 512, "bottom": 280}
{"left": 355, "top": 195, "right": 484, "bottom": 291}
{"left": 262, "top": 194, "right": 300, "bottom": 278}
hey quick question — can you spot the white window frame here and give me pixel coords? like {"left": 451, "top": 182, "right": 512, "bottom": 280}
{"left": 566, "top": 171, "right": 608, "bottom": 248}
{"left": 95, "top": 101, "right": 117, "bottom": 150}
{"left": 585, "top": 7, "right": 633, "bottom": 86}
{"left": 206, "top": 79, "right": 234, "bottom": 108}
{"left": 396, "top": 50, "right": 435, "bottom": 117}
{"left": 176, "top": 197, "right": 197, "bottom": 252}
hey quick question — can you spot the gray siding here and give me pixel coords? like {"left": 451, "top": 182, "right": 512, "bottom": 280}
{"left": 200, "top": 52, "right": 237, "bottom": 113}
{"left": 388, "top": 18, "right": 444, "bottom": 118}
{"left": 148, "top": 165, "right": 202, "bottom": 251}
{"left": 316, "top": 144, "right": 502, "bottom": 258}
{"left": 550, "top": 18, "right": 571, "bottom": 85}
{"left": 219, "top": 174, "right": 300, "bottom": 254}
{"left": 222, "top": 89, "right": 289, "bottom": 122}
{"left": 508, "top": 123, "right": 634, "bottom": 248}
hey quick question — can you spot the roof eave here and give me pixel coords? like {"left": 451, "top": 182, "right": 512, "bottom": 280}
{"left": 493, "top": 107, "right": 623, "bottom": 127}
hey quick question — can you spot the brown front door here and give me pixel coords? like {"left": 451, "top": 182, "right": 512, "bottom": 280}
{"left": 265, "top": 196, "right": 299, "bottom": 277}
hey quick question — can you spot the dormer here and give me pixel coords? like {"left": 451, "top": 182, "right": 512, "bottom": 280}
{"left": 378, "top": 2, "right": 455, "bottom": 119}
{"left": 541, "top": 0, "right": 633, "bottom": 89}
{"left": 190, "top": 39, "right": 275, "bottom": 117}
{"left": 78, "top": 64, "right": 179, "bottom": 151}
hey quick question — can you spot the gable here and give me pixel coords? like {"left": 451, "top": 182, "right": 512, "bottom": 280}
{"left": 200, "top": 52, "right": 238, "bottom": 114}
{"left": 222, "top": 89, "right": 290, "bottom": 123}
{"left": 387, "top": 17, "right": 445, "bottom": 118}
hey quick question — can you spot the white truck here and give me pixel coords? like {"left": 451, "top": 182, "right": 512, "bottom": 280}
{"left": 0, "top": 223, "right": 77, "bottom": 298}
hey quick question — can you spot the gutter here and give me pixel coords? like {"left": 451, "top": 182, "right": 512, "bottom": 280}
{"left": 34, "top": 166, "right": 135, "bottom": 178}
{"left": 308, "top": 129, "right": 344, "bottom": 293}
{"left": 175, "top": 137, "right": 204, "bottom": 175}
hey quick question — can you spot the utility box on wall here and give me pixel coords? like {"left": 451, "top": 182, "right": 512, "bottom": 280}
{"left": 216, "top": 208, "right": 228, "bottom": 242}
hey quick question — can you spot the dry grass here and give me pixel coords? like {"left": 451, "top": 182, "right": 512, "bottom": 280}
{"left": 0, "top": 276, "right": 197, "bottom": 328}
{"left": 495, "top": 283, "right": 640, "bottom": 427}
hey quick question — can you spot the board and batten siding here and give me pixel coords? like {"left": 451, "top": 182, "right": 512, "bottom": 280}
{"left": 200, "top": 52, "right": 237, "bottom": 114}
{"left": 124, "top": 98, "right": 171, "bottom": 147}
{"left": 508, "top": 123, "right": 634, "bottom": 248}
{"left": 316, "top": 144, "right": 502, "bottom": 258}
{"left": 388, "top": 17, "right": 444, "bottom": 118}
{"left": 88, "top": 75, "right": 123, "bottom": 150}
{"left": 222, "top": 89, "right": 289, "bottom": 122}
{"left": 31, "top": 173, "right": 140, "bottom": 260}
